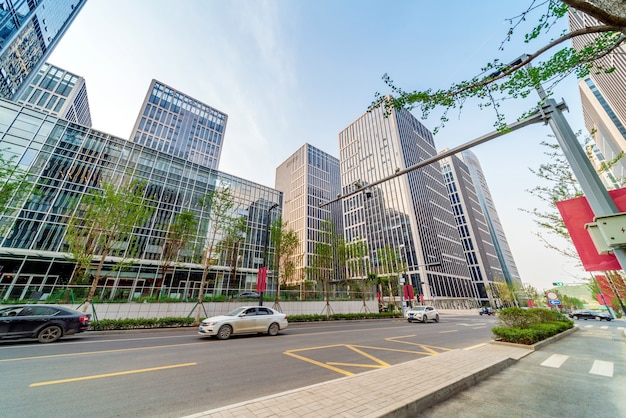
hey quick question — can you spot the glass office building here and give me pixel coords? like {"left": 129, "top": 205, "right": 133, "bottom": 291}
{"left": 275, "top": 143, "right": 342, "bottom": 284}
{"left": 339, "top": 105, "right": 478, "bottom": 308}
{"left": 129, "top": 80, "right": 227, "bottom": 170}
{"left": 0, "top": 99, "right": 281, "bottom": 301}
{"left": 17, "top": 62, "right": 92, "bottom": 127}
{"left": 0, "top": 0, "right": 87, "bottom": 100}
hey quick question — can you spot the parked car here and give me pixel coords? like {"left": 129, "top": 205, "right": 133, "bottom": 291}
{"left": 0, "top": 305, "right": 91, "bottom": 343}
{"left": 568, "top": 309, "right": 612, "bottom": 321}
{"left": 236, "top": 292, "right": 260, "bottom": 299}
{"left": 406, "top": 305, "right": 439, "bottom": 323}
{"left": 198, "top": 306, "right": 288, "bottom": 340}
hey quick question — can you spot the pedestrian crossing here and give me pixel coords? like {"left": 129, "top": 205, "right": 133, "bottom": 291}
{"left": 540, "top": 353, "right": 616, "bottom": 377}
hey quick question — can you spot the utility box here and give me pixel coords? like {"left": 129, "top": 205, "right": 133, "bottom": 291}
{"left": 593, "top": 212, "right": 626, "bottom": 247}
{"left": 585, "top": 222, "right": 613, "bottom": 254}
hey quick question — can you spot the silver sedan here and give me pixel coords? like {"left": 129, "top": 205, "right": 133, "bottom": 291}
{"left": 406, "top": 305, "right": 440, "bottom": 323}
{"left": 198, "top": 306, "right": 288, "bottom": 340}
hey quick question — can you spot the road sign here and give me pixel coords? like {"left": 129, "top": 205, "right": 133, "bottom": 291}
{"left": 546, "top": 292, "right": 558, "bottom": 300}
{"left": 548, "top": 299, "right": 561, "bottom": 305}
{"left": 552, "top": 282, "right": 564, "bottom": 286}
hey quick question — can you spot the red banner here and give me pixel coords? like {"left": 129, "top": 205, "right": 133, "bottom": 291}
{"left": 555, "top": 188, "right": 626, "bottom": 271}
{"left": 403, "top": 285, "right": 414, "bottom": 300}
{"left": 256, "top": 266, "right": 267, "bottom": 293}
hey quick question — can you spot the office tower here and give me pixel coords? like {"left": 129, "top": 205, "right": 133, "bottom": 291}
{"left": 439, "top": 152, "right": 503, "bottom": 305}
{"left": 569, "top": 10, "right": 626, "bottom": 181}
{"left": 0, "top": 0, "right": 87, "bottom": 100}
{"left": 460, "top": 150, "right": 522, "bottom": 289}
{"left": 129, "top": 80, "right": 227, "bottom": 170}
{"left": 0, "top": 98, "right": 280, "bottom": 300}
{"left": 17, "top": 62, "right": 92, "bottom": 127}
{"left": 275, "top": 143, "right": 342, "bottom": 284}
{"left": 339, "top": 105, "right": 478, "bottom": 309}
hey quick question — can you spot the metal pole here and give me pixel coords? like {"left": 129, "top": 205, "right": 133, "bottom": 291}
{"left": 259, "top": 203, "right": 278, "bottom": 306}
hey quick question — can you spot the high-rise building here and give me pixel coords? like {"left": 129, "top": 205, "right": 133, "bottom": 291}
{"left": 17, "top": 62, "right": 92, "bottom": 127}
{"left": 339, "top": 105, "right": 478, "bottom": 309}
{"left": 129, "top": 80, "right": 227, "bottom": 170}
{"left": 0, "top": 0, "right": 87, "bottom": 100}
{"left": 0, "top": 98, "right": 280, "bottom": 301}
{"left": 439, "top": 151, "right": 504, "bottom": 306}
{"left": 569, "top": 10, "right": 626, "bottom": 182}
{"left": 460, "top": 150, "right": 522, "bottom": 289}
{"left": 275, "top": 143, "right": 342, "bottom": 284}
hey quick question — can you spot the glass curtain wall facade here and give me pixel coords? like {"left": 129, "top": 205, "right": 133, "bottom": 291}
{"left": 0, "top": 99, "right": 281, "bottom": 302}
{"left": 17, "top": 62, "right": 92, "bottom": 127}
{"left": 275, "top": 143, "right": 342, "bottom": 285}
{"left": 0, "top": 0, "right": 87, "bottom": 100}
{"left": 460, "top": 150, "right": 521, "bottom": 289}
{"left": 440, "top": 152, "right": 503, "bottom": 306}
{"left": 129, "top": 80, "right": 227, "bottom": 170}
{"left": 339, "top": 106, "right": 478, "bottom": 308}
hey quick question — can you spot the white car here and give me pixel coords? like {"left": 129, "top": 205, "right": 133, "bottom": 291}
{"left": 406, "top": 306, "right": 439, "bottom": 323}
{"left": 198, "top": 306, "right": 288, "bottom": 340}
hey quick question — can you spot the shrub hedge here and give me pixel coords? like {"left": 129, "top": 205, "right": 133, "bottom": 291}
{"left": 491, "top": 307, "right": 573, "bottom": 345}
{"left": 90, "top": 311, "right": 402, "bottom": 330}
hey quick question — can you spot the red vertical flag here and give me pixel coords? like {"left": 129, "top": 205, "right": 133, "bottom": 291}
{"left": 256, "top": 266, "right": 267, "bottom": 292}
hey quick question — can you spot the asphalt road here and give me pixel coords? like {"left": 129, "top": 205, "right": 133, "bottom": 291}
{"left": 0, "top": 314, "right": 494, "bottom": 417}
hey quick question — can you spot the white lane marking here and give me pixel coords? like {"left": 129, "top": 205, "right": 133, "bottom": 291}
{"left": 540, "top": 354, "right": 569, "bottom": 368}
{"left": 589, "top": 360, "right": 614, "bottom": 377}
{"left": 589, "top": 360, "right": 613, "bottom": 377}
{"left": 584, "top": 325, "right": 593, "bottom": 328}
{"left": 600, "top": 326, "right": 608, "bottom": 329}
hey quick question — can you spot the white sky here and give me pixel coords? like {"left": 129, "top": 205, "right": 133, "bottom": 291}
{"left": 48, "top": 0, "right": 592, "bottom": 291}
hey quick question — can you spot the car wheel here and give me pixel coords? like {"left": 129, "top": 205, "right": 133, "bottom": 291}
{"left": 573, "top": 315, "right": 579, "bottom": 320}
{"left": 421, "top": 316, "right": 427, "bottom": 323}
{"left": 216, "top": 325, "right": 232, "bottom": 340}
{"left": 37, "top": 325, "right": 63, "bottom": 343}
{"left": 434, "top": 314, "right": 439, "bottom": 323}
{"left": 595, "top": 316, "right": 602, "bottom": 321}
{"left": 407, "top": 319, "right": 412, "bottom": 323}
{"left": 267, "top": 322, "right": 280, "bottom": 336}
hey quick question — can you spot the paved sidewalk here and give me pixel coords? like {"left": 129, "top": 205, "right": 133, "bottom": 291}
{"left": 185, "top": 329, "right": 576, "bottom": 418}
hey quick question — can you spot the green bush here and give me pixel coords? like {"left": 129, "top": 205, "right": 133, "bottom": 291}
{"left": 492, "top": 307, "right": 573, "bottom": 345}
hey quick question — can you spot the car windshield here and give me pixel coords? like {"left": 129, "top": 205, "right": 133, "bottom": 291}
{"left": 411, "top": 306, "right": 426, "bottom": 311}
{"left": 226, "top": 307, "right": 248, "bottom": 316}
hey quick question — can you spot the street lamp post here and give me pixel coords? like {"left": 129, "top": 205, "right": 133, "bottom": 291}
{"left": 259, "top": 202, "right": 278, "bottom": 306}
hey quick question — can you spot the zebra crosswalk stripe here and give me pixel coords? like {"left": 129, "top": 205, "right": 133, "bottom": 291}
{"left": 540, "top": 354, "right": 569, "bottom": 368}
{"left": 589, "top": 360, "right": 613, "bottom": 377}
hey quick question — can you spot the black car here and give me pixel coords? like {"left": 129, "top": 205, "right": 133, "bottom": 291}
{"left": 0, "top": 305, "right": 91, "bottom": 343}
{"left": 236, "top": 292, "right": 260, "bottom": 299}
{"left": 568, "top": 309, "right": 612, "bottom": 321}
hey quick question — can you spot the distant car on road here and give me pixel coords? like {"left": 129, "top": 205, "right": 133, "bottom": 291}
{"left": 236, "top": 292, "right": 260, "bottom": 299}
{"left": 568, "top": 309, "right": 612, "bottom": 321}
{"left": 198, "top": 306, "right": 288, "bottom": 340}
{"left": 406, "top": 306, "right": 439, "bottom": 323}
{"left": 0, "top": 304, "right": 91, "bottom": 343}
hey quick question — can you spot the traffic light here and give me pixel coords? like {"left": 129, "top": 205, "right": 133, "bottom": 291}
{"left": 552, "top": 282, "right": 564, "bottom": 286}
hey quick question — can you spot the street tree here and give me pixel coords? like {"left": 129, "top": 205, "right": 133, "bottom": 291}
{"left": 64, "top": 179, "right": 155, "bottom": 311}
{"left": 375, "top": 245, "right": 406, "bottom": 310}
{"left": 156, "top": 210, "right": 198, "bottom": 299}
{"left": 345, "top": 239, "right": 372, "bottom": 312}
{"left": 373, "top": 1, "right": 626, "bottom": 131}
{"left": 194, "top": 187, "right": 238, "bottom": 324}
{"left": 493, "top": 277, "right": 521, "bottom": 308}
{"left": 306, "top": 219, "right": 342, "bottom": 317}
{"left": 0, "top": 150, "right": 33, "bottom": 226}
{"left": 216, "top": 215, "right": 249, "bottom": 296}
{"left": 269, "top": 217, "right": 300, "bottom": 309}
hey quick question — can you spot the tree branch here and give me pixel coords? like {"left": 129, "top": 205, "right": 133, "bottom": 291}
{"left": 562, "top": 0, "right": 626, "bottom": 26}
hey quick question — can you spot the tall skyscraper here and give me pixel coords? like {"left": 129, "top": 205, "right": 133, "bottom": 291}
{"left": 17, "top": 62, "right": 91, "bottom": 127}
{"left": 0, "top": 0, "right": 87, "bottom": 100}
{"left": 439, "top": 151, "right": 504, "bottom": 305}
{"left": 339, "top": 105, "right": 478, "bottom": 308}
{"left": 460, "top": 150, "right": 522, "bottom": 289}
{"left": 129, "top": 80, "right": 227, "bottom": 170}
{"left": 569, "top": 10, "right": 626, "bottom": 182}
{"left": 275, "top": 143, "right": 342, "bottom": 284}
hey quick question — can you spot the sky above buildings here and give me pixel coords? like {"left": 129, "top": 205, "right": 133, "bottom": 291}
{"left": 48, "top": 0, "right": 591, "bottom": 291}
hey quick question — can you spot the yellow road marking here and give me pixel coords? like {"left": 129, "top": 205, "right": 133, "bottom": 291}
{"left": 384, "top": 336, "right": 452, "bottom": 355}
{"left": 472, "top": 326, "right": 487, "bottom": 329}
{"left": 439, "top": 330, "right": 458, "bottom": 333}
{"left": 29, "top": 362, "right": 197, "bottom": 387}
{"left": 0, "top": 342, "right": 208, "bottom": 363}
{"left": 284, "top": 351, "right": 354, "bottom": 376}
{"left": 344, "top": 345, "right": 390, "bottom": 368}
{"left": 463, "top": 343, "right": 487, "bottom": 350}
